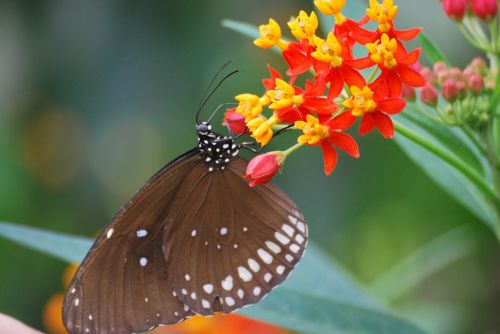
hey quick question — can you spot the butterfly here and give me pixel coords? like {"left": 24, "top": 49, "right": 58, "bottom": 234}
{"left": 63, "top": 64, "right": 308, "bottom": 334}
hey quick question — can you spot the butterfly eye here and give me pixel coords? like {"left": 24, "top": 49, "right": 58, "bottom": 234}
{"left": 196, "top": 122, "right": 211, "bottom": 134}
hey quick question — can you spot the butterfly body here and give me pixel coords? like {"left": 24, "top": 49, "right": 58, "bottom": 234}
{"left": 63, "top": 121, "right": 308, "bottom": 334}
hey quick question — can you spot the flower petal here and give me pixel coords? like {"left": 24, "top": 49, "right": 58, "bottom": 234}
{"left": 373, "top": 112, "right": 394, "bottom": 138}
{"left": 399, "top": 48, "right": 421, "bottom": 66}
{"left": 377, "top": 98, "right": 406, "bottom": 114}
{"left": 262, "top": 65, "right": 282, "bottom": 90}
{"left": 320, "top": 141, "right": 338, "bottom": 176}
{"left": 340, "top": 64, "right": 366, "bottom": 89}
{"left": 326, "top": 111, "right": 357, "bottom": 131}
{"left": 398, "top": 64, "right": 426, "bottom": 88}
{"left": 386, "top": 69, "right": 403, "bottom": 97}
{"left": 328, "top": 132, "right": 360, "bottom": 158}
{"left": 393, "top": 27, "right": 422, "bottom": 41}
{"left": 358, "top": 113, "right": 376, "bottom": 136}
{"left": 349, "top": 56, "right": 374, "bottom": 70}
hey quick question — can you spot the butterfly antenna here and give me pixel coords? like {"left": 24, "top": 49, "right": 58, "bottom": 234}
{"left": 196, "top": 61, "right": 235, "bottom": 123}
{"left": 207, "top": 102, "right": 238, "bottom": 123}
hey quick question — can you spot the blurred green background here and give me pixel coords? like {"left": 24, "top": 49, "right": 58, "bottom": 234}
{"left": 0, "top": 0, "right": 498, "bottom": 333}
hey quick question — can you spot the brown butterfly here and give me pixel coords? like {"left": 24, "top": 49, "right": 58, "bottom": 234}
{"left": 63, "top": 66, "right": 308, "bottom": 334}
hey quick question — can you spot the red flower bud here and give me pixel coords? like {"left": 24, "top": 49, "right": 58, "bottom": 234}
{"left": 448, "top": 67, "right": 464, "bottom": 82}
{"left": 420, "top": 84, "right": 438, "bottom": 107}
{"left": 462, "top": 65, "right": 477, "bottom": 80}
{"left": 433, "top": 61, "right": 448, "bottom": 73}
{"left": 420, "top": 67, "right": 437, "bottom": 85}
{"left": 442, "top": 79, "right": 459, "bottom": 102}
{"left": 471, "top": 0, "right": 498, "bottom": 20}
{"left": 442, "top": 0, "right": 468, "bottom": 20}
{"left": 244, "top": 152, "right": 284, "bottom": 187}
{"left": 223, "top": 108, "right": 247, "bottom": 135}
{"left": 468, "top": 74, "right": 484, "bottom": 95}
{"left": 471, "top": 56, "right": 487, "bottom": 69}
{"left": 402, "top": 84, "right": 416, "bottom": 101}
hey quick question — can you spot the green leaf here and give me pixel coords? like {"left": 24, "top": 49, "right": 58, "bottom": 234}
{"left": 240, "top": 289, "right": 426, "bottom": 334}
{"left": 0, "top": 221, "right": 92, "bottom": 263}
{"left": 0, "top": 222, "right": 427, "bottom": 334}
{"left": 393, "top": 112, "right": 500, "bottom": 238}
{"left": 369, "top": 225, "right": 476, "bottom": 302}
{"left": 221, "top": 19, "right": 260, "bottom": 40}
{"left": 418, "top": 33, "right": 451, "bottom": 65}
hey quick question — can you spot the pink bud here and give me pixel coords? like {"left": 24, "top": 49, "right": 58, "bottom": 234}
{"left": 420, "top": 67, "right": 438, "bottom": 85}
{"left": 437, "top": 70, "right": 450, "bottom": 85}
{"left": 433, "top": 61, "right": 448, "bottom": 73}
{"left": 442, "top": 0, "right": 468, "bottom": 20}
{"left": 468, "top": 74, "right": 484, "bottom": 95}
{"left": 420, "top": 84, "right": 438, "bottom": 107}
{"left": 244, "top": 152, "right": 284, "bottom": 187}
{"left": 448, "top": 67, "right": 464, "bottom": 82}
{"left": 471, "top": 0, "right": 498, "bottom": 20}
{"left": 442, "top": 79, "right": 459, "bottom": 102}
{"left": 402, "top": 84, "right": 416, "bottom": 101}
{"left": 223, "top": 108, "right": 247, "bottom": 135}
{"left": 462, "top": 65, "right": 477, "bottom": 80}
{"left": 471, "top": 57, "right": 487, "bottom": 69}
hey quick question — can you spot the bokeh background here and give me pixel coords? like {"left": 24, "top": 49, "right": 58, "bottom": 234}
{"left": 0, "top": 0, "right": 498, "bottom": 333}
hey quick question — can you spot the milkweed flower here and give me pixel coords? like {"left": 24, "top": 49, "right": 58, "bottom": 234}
{"left": 223, "top": 108, "right": 247, "bottom": 135}
{"left": 295, "top": 114, "right": 359, "bottom": 175}
{"left": 470, "top": 0, "right": 498, "bottom": 21}
{"left": 442, "top": 0, "right": 468, "bottom": 21}
{"left": 254, "top": 18, "right": 289, "bottom": 50}
{"left": 342, "top": 84, "right": 406, "bottom": 138}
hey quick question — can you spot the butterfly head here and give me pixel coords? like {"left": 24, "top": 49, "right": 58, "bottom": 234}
{"left": 196, "top": 121, "right": 240, "bottom": 172}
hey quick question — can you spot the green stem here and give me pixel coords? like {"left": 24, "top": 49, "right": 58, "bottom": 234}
{"left": 283, "top": 142, "right": 304, "bottom": 158}
{"left": 458, "top": 24, "right": 491, "bottom": 52}
{"left": 367, "top": 67, "right": 380, "bottom": 84}
{"left": 394, "top": 121, "right": 500, "bottom": 207}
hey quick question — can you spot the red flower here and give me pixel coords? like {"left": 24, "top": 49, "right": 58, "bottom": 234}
{"left": 442, "top": 0, "right": 468, "bottom": 21}
{"left": 223, "top": 108, "right": 247, "bottom": 135}
{"left": 245, "top": 152, "right": 284, "bottom": 186}
{"left": 471, "top": 0, "right": 498, "bottom": 21}
{"left": 355, "top": 33, "right": 425, "bottom": 96}
{"left": 295, "top": 114, "right": 359, "bottom": 175}
{"left": 342, "top": 83, "right": 406, "bottom": 138}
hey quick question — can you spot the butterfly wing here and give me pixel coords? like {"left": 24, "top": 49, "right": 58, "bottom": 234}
{"left": 165, "top": 157, "right": 308, "bottom": 315}
{"left": 63, "top": 150, "right": 201, "bottom": 334}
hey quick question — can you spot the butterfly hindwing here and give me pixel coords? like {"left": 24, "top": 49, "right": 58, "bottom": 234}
{"left": 167, "top": 158, "right": 308, "bottom": 315}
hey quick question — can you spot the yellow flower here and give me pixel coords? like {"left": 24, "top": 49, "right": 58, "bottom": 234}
{"left": 254, "top": 18, "right": 289, "bottom": 50}
{"left": 247, "top": 114, "right": 279, "bottom": 146}
{"left": 366, "top": 0, "right": 398, "bottom": 33}
{"left": 311, "top": 32, "right": 343, "bottom": 67}
{"left": 366, "top": 33, "right": 398, "bottom": 69}
{"left": 266, "top": 79, "right": 303, "bottom": 110}
{"left": 343, "top": 86, "right": 378, "bottom": 117}
{"left": 314, "top": 0, "right": 346, "bottom": 23}
{"left": 287, "top": 10, "right": 319, "bottom": 41}
{"left": 295, "top": 115, "right": 329, "bottom": 145}
{"left": 235, "top": 94, "right": 264, "bottom": 121}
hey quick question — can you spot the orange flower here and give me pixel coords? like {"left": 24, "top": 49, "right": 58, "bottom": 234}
{"left": 43, "top": 292, "right": 67, "bottom": 334}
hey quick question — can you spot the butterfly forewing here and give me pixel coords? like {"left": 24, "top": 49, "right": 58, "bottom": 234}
{"left": 63, "top": 151, "right": 200, "bottom": 334}
{"left": 167, "top": 158, "right": 308, "bottom": 315}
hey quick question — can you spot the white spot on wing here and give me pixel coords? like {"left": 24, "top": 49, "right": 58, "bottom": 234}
{"left": 106, "top": 228, "right": 114, "bottom": 239}
{"left": 257, "top": 248, "right": 273, "bottom": 264}
{"left": 288, "top": 215, "right": 298, "bottom": 225}
{"left": 238, "top": 266, "right": 253, "bottom": 282}
{"left": 285, "top": 254, "right": 294, "bottom": 262}
{"left": 297, "top": 221, "right": 306, "bottom": 233}
{"left": 275, "top": 231, "right": 290, "bottom": 245}
{"left": 276, "top": 265, "right": 285, "bottom": 275}
{"left": 247, "top": 258, "right": 260, "bottom": 272}
{"left": 225, "top": 297, "right": 236, "bottom": 307}
{"left": 220, "top": 227, "right": 228, "bottom": 236}
{"left": 289, "top": 243, "right": 301, "bottom": 254}
{"left": 74, "top": 298, "right": 80, "bottom": 306}
{"left": 282, "top": 224, "right": 295, "bottom": 237}
{"left": 136, "top": 229, "right": 148, "bottom": 238}
{"left": 264, "top": 273, "right": 272, "bottom": 282}
{"left": 237, "top": 289, "right": 244, "bottom": 299}
{"left": 139, "top": 257, "right": 148, "bottom": 267}
{"left": 253, "top": 287, "right": 262, "bottom": 296}
{"left": 191, "top": 292, "right": 197, "bottom": 300}
{"left": 295, "top": 234, "right": 305, "bottom": 244}
{"left": 191, "top": 229, "right": 197, "bottom": 237}
{"left": 202, "top": 299, "right": 210, "bottom": 309}
{"left": 221, "top": 275, "right": 234, "bottom": 291}
{"left": 203, "top": 284, "right": 214, "bottom": 294}
{"left": 265, "top": 240, "right": 281, "bottom": 254}
{"left": 185, "top": 274, "right": 191, "bottom": 282}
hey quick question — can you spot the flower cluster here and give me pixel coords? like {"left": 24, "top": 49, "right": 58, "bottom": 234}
{"left": 442, "top": 0, "right": 498, "bottom": 22}
{"left": 224, "top": 0, "right": 425, "bottom": 185}
{"left": 417, "top": 57, "right": 494, "bottom": 128}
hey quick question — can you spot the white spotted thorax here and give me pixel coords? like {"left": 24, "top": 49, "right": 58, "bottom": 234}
{"left": 196, "top": 121, "right": 240, "bottom": 172}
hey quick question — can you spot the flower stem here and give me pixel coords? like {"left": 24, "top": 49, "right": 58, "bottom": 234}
{"left": 367, "top": 66, "right": 380, "bottom": 84}
{"left": 394, "top": 120, "right": 500, "bottom": 207}
{"left": 283, "top": 142, "right": 304, "bottom": 158}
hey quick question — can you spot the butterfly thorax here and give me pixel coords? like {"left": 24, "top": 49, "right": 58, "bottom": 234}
{"left": 196, "top": 122, "right": 240, "bottom": 172}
